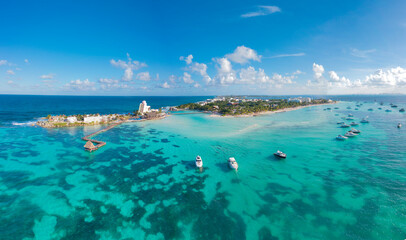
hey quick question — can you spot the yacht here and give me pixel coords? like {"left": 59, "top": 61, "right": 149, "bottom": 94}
{"left": 346, "top": 106, "right": 352, "bottom": 109}
{"left": 368, "top": 108, "right": 373, "bottom": 111}
{"left": 350, "top": 128, "right": 361, "bottom": 133}
{"left": 378, "top": 107, "right": 382, "bottom": 110}
{"left": 345, "top": 131, "right": 357, "bottom": 137}
{"left": 350, "top": 122, "right": 359, "bottom": 126}
{"left": 360, "top": 118, "right": 369, "bottom": 123}
{"left": 336, "top": 135, "right": 348, "bottom": 140}
{"left": 228, "top": 157, "right": 238, "bottom": 170}
{"left": 391, "top": 104, "right": 398, "bottom": 108}
{"left": 385, "top": 109, "right": 392, "bottom": 112}
{"left": 348, "top": 114, "right": 354, "bottom": 117}
{"left": 399, "top": 108, "right": 405, "bottom": 112}
{"left": 398, "top": 123, "right": 402, "bottom": 128}
{"left": 334, "top": 107, "right": 339, "bottom": 109}
{"left": 337, "top": 121, "right": 345, "bottom": 125}
{"left": 346, "top": 117, "right": 354, "bottom": 120}
{"left": 355, "top": 108, "right": 359, "bottom": 110}
{"left": 274, "top": 150, "right": 287, "bottom": 158}
{"left": 195, "top": 155, "right": 203, "bottom": 168}
{"left": 341, "top": 124, "right": 350, "bottom": 128}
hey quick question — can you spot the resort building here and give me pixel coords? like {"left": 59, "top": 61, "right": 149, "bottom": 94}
{"left": 84, "top": 115, "right": 102, "bottom": 123}
{"left": 139, "top": 100, "right": 151, "bottom": 115}
{"left": 66, "top": 116, "right": 77, "bottom": 123}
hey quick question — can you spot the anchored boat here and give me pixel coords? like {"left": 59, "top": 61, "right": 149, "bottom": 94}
{"left": 274, "top": 150, "right": 287, "bottom": 159}
{"left": 195, "top": 155, "right": 203, "bottom": 168}
{"left": 228, "top": 157, "right": 238, "bottom": 170}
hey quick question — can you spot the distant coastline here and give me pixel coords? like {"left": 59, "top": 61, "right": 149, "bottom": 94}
{"left": 177, "top": 96, "right": 336, "bottom": 118}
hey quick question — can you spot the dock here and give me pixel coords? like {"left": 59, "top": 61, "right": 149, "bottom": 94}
{"left": 82, "top": 121, "right": 123, "bottom": 152}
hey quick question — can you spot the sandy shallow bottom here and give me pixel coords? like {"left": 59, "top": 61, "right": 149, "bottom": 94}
{"left": 1, "top": 101, "right": 406, "bottom": 239}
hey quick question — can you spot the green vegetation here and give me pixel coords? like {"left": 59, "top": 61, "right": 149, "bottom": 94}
{"left": 178, "top": 98, "right": 331, "bottom": 116}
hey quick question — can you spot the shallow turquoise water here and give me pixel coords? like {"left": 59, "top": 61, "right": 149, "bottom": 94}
{"left": 1, "top": 99, "right": 406, "bottom": 239}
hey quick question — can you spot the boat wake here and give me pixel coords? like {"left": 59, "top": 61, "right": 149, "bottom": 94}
{"left": 11, "top": 121, "right": 37, "bottom": 126}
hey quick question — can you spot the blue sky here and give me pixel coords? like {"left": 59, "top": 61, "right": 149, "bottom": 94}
{"left": 1, "top": 0, "right": 406, "bottom": 95}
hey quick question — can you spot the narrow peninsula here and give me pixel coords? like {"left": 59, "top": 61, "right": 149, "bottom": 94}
{"left": 177, "top": 96, "right": 335, "bottom": 117}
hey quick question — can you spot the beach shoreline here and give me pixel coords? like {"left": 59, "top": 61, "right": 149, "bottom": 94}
{"left": 208, "top": 102, "right": 337, "bottom": 118}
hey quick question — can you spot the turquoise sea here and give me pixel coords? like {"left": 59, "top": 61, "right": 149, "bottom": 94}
{"left": 1, "top": 95, "right": 406, "bottom": 239}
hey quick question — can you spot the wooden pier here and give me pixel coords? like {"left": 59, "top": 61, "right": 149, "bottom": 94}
{"left": 82, "top": 121, "right": 123, "bottom": 152}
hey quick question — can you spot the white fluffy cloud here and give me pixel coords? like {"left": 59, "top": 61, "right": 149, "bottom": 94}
{"left": 136, "top": 72, "right": 151, "bottom": 81}
{"left": 241, "top": 6, "right": 281, "bottom": 18}
{"left": 194, "top": 83, "right": 201, "bottom": 88}
{"left": 169, "top": 74, "right": 177, "bottom": 83}
{"left": 182, "top": 72, "right": 194, "bottom": 84}
{"left": 161, "top": 82, "right": 171, "bottom": 88}
{"left": 179, "top": 54, "right": 193, "bottom": 64}
{"left": 24, "top": 59, "right": 29, "bottom": 63}
{"left": 180, "top": 54, "right": 213, "bottom": 85}
{"left": 0, "top": 60, "right": 8, "bottom": 66}
{"left": 312, "top": 63, "right": 325, "bottom": 83}
{"left": 40, "top": 73, "right": 55, "bottom": 79}
{"left": 364, "top": 67, "right": 406, "bottom": 87}
{"left": 65, "top": 79, "right": 96, "bottom": 91}
{"left": 6, "top": 70, "right": 15, "bottom": 75}
{"left": 110, "top": 53, "right": 147, "bottom": 81}
{"left": 214, "top": 57, "right": 237, "bottom": 85}
{"left": 225, "top": 46, "right": 261, "bottom": 64}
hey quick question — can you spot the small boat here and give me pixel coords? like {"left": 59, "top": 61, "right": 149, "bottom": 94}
{"left": 228, "top": 157, "right": 238, "bottom": 170}
{"left": 350, "top": 128, "right": 361, "bottom": 133}
{"left": 350, "top": 122, "right": 359, "bottom": 126}
{"left": 345, "top": 131, "right": 357, "bottom": 137}
{"left": 380, "top": 102, "right": 384, "bottom": 105}
{"left": 398, "top": 123, "right": 402, "bottom": 128}
{"left": 346, "top": 117, "right": 354, "bottom": 120}
{"left": 347, "top": 107, "right": 352, "bottom": 109}
{"left": 378, "top": 107, "right": 382, "bottom": 110}
{"left": 385, "top": 109, "right": 392, "bottom": 112}
{"left": 399, "top": 108, "right": 405, "bottom": 112}
{"left": 274, "top": 150, "right": 287, "bottom": 159}
{"left": 355, "top": 108, "right": 359, "bottom": 110}
{"left": 341, "top": 124, "right": 350, "bottom": 128}
{"left": 360, "top": 118, "right": 369, "bottom": 123}
{"left": 391, "top": 105, "right": 398, "bottom": 108}
{"left": 327, "top": 107, "right": 331, "bottom": 110}
{"left": 337, "top": 121, "right": 345, "bottom": 125}
{"left": 195, "top": 155, "right": 203, "bottom": 168}
{"left": 336, "top": 135, "right": 348, "bottom": 140}
{"left": 334, "top": 107, "right": 339, "bottom": 109}
{"left": 348, "top": 114, "right": 354, "bottom": 117}
{"left": 368, "top": 108, "right": 373, "bottom": 111}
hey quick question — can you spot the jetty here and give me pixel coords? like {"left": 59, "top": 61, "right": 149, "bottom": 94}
{"left": 82, "top": 121, "right": 123, "bottom": 152}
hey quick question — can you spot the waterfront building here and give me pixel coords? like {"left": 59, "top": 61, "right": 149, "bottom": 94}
{"left": 84, "top": 141, "right": 96, "bottom": 151}
{"left": 139, "top": 100, "right": 151, "bottom": 115}
{"left": 66, "top": 116, "right": 77, "bottom": 123}
{"left": 84, "top": 115, "right": 102, "bottom": 123}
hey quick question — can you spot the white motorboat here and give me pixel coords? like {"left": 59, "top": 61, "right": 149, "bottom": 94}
{"left": 399, "top": 108, "right": 405, "bottom": 112}
{"left": 195, "top": 155, "right": 203, "bottom": 168}
{"left": 228, "top": 157, "right": 238, "bottom": 170}
{"left": 385, "top": 109, "right": 392, "bottom": 112}
{"left": 348, "top": 114, "right": 354, "bottom": 117}
{"left": 345, "top": 131, "right": 357, "bottom": 137}
{"left": 346, "top": 117, "right": 354, "bottom": 120}
{"left": 398, "top": 123, "right": 402, "bottom": 128}
{"left": 350, "top": 128, "right": 361, "bottom": 133}
{"left": 350, "top": 122, "right": 359, "bottom": 126}
{"left": 274, "top": 150, "right": 287, "bottom": 159}
{"left": 360, "top": 118, "right": 369, "bottom": 123}
{"left": 336, "top": 135, "right": 348, "bottom": 140}
{"left": 341, "top": 124, "right": 350, "bottom": 128}
{"left": 368, "top": 108, "right": 373, "bottom": 111}
{"left": 337, "top": 121, "right": 345, "bottom": 125}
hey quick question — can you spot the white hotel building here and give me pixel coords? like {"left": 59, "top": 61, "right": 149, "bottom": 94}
{"left": 138, "top": 100, "right": 151, "bottom": 115}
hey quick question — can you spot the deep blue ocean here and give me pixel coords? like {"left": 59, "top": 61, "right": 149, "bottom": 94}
{"left": 1, "top": 94, "right": 406, "bottom": 240}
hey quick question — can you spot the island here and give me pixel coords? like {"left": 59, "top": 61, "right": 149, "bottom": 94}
{"left": 36, "top": 100, "right": 166, "bottom": 128}
{"left": 177, "top": 96, "right": 335, "bottom": 117}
